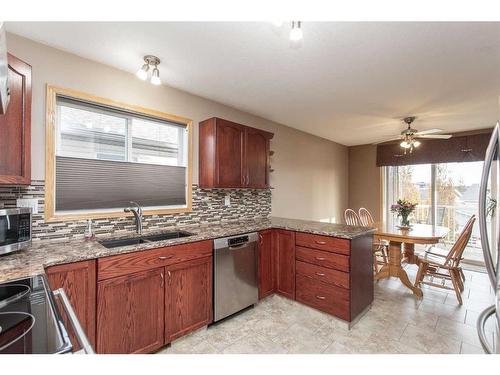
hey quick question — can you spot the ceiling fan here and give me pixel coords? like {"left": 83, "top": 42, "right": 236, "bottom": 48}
{"left": 375, "top": 116, "right": 452, "bottom": 154}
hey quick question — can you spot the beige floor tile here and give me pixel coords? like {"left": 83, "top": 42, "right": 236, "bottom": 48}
{"left": 222, "top": 333, "right": 288, "bottom": 354}
{"left": 460, "top": 342, "right": 487, "bottom": 354}
{"left": 418, "top": 300, "right": 467, "bottom": 323}
{"left": 465, "top": 309, "right": 496, "bottom": 333}
{"left": 399, "top": 324, "right": 462, "bottom": 354}
{"left": 436, "top": 317, "right": 486, "bottom": 347}
{"left": 271, "top": 323, "right": 333, "bottom": 353}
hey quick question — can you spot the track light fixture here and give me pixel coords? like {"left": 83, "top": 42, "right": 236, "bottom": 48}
{"left": 136, "top": 55, "right": 161, "bottom": 85}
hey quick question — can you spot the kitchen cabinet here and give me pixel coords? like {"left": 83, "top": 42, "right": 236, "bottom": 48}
{"left": 95, "top": 240, "right": 212, "bottom": 353}
{"left": 276, "top": 229, "right": 296, "bottom": 299}
{"left": 96, "top": 268, "right": 165, "bottom": 354}
{"left": 45, "top": 260, "right": 96, "bottom": 349}
{"left": 258, "top": 229, "right": 276, "bottom": 299}
{"left": 199, "top": 117, "right": 273, "bottom": 189}
{"left": 0, "top": 53, "right": 31, "bottom": 185}
{"left": 165, "top": 257, "right": 212, "bottom": 342}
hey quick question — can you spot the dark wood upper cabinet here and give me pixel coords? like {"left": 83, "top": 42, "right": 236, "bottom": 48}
{"left": 258, "top": 229, "right": 276, "bottom": 299}
{"left": 199, "top": 117, "right": 273, "bottom": 189}
{"left": 96, "top": 268, "right": 165, "bottom": 354}
{"left": 276, "top": 229, "right": 296, "bottom": 300}
{"left": 165, "top": 257, "right": 212, "bottom": 343}
{"left": 0, "top": 54, "right": 31, "bottom": 185}
{"left": 45, "top": 260, "right": 97, "bottom": 350}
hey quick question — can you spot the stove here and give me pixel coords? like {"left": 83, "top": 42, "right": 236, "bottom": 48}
{"left": 0, "top": 275, "right": 72, "bottom": 354}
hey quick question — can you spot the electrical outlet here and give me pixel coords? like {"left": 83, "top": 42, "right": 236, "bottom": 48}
{"left": 224, "top": 194, "right": 231, "bottom": 207}
{"left": 16, "top": 198, "right": 38, "bottom": 214}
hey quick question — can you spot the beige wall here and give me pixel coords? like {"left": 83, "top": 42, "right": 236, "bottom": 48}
{"left": 348, "top": 144, "right": 382, "bottom": 221}
{"left": 7, "top": 33, "right": 348, "bottom": 222}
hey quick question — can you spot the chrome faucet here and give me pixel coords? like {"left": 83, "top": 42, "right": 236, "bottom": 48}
{"left": 124, "top": 201, "right": 143, "bottom": 235}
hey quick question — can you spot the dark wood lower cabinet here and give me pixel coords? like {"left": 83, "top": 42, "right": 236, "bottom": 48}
{"left": 96, "top": 268, "right": 165, "bottom": 354}
{"left": 46, "top": 260, "right": 96, "bottom": 349}
{"left": 276, "top": 229, "right": 296, "bottom": 299}
{"left": 258, "top": 229, "right": 276, "bottom": 299}
{"left": 165, "top": 256, "right": 212, "bottom": 343}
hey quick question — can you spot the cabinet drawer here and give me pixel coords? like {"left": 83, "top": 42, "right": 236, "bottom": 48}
{"left": 295, "top": 232, "right": 350, "bottom": 255}
{"left": 98, "top": 240, "right": 212, "bottom": 281}
{"left": 296, "top": 274, "right": 350, "bottom": 321}
{"left": 296, "top": 260, "right": 349, "bottom": 289}
{"left": 295, "top": 246, "right": 349, "bottom": 272}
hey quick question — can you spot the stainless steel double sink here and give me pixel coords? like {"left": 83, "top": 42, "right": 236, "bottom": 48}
{"left": 98, "top": 231, "right": 193, "bottom": 249}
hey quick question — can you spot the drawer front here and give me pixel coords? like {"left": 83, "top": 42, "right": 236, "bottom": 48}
{"left": 295, "top": 232, "right": 350, "bottom": 255}
{"left": 296, "top": 274, "right": 350, "bottom": 321}
{"left": 296, "top": 260, "right": 349, "bottom": 289}
{"left": 295, "top": 246, "right": 349, "bottom": 272}
{"left": 98, "top": 240, "right": 212, "bottom": 280}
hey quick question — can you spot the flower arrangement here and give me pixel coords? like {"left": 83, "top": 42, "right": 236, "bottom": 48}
{"left": 391, "top": 199, "right": 418, "bottom": 228}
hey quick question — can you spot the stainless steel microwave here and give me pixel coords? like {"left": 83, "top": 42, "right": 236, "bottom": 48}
{"left": 0, "top": 207, "right": 32, "bottom": 255}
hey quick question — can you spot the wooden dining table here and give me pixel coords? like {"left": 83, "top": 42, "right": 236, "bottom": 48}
{"left": 373, "top": 222, "right": 449, "bottom": 297}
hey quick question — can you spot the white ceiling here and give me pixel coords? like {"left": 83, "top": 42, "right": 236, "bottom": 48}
{"left": 6, "top": 22, "right": 500, "bottom": 146}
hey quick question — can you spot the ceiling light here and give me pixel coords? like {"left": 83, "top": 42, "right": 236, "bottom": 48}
{"left": 400, "top": 140, "right": 411, "bottom": 148}
{"left": 150, "top": 67, "right": 161, "bottom": 85}
{"left": 136, "top": 55, "right": 161, "bottom": 85}
{"left": 136, "top": 63, "right": 149, "bottom": 80}
{"left": 414, "top": 140, "right": 421, "bottom": 147}
{"left": 289, "top": 21, "right": 303, "bottom": 42}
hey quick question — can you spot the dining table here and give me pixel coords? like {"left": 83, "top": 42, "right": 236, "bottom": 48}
{"left": 373, "top": 222, "right": 449, "bottom": 297}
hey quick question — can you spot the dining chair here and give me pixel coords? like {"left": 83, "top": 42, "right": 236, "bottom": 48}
{"left": 358, "top": 207, "right": 388, "bottom": 275}
{"left": 344, "top": 209, "right": 360, "bottom": 226}
{"left": 414, "top": 215, "right": 476, "bottom": 305}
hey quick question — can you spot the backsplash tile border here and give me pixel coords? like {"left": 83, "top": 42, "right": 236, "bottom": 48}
{"left": 0, "top": 180, "right": 271, "bottom": 241}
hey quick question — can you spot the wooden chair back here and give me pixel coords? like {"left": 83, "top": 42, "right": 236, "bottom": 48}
{"left": 444, "top": 215, "right": 476, "bottom": 266}
{"left": 344, "top": 209, "right": 360, "bottom": 226}
{"left": 358, "top": 207, "right": 375, "bottom": 226}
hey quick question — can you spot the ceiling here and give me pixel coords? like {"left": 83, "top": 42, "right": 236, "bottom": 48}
{"left": 6, "top": 22, "right": 500, "bottom": 146}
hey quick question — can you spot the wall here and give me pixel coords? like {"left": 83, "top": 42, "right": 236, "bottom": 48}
{"left": 348, "top": 144, "right": 382, "bottom": 221}
{"left": 5, "top": 33, "right": 348, "bottom": 225}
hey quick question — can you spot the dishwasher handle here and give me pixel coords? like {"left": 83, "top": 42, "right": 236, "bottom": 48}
{"left": 53, "top": 288, "right": 95, "bottom": 354}
{"left": 229, "top": 243, "right": 251, "bottom": 250}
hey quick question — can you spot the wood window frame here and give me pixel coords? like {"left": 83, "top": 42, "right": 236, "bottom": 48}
{"left": 45, "top": 85, "right": 193, "bottom": 222}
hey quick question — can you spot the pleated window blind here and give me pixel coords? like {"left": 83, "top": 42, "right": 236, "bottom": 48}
{"left": 54, "top": 95, "right": 189, "bottom": 213}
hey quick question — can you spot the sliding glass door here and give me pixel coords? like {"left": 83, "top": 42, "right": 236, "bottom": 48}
{"left": 384, "top": 161, "right": 495, "bottom": 266}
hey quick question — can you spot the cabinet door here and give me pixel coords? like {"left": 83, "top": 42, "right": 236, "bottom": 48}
{"left": 244, "top": 128, "right": 270, "bottom": 188}
{"left": 276, "top": 230, "right": 296, "bottom": 299}
{"left": 0, "top": 54, "right": 31, "bottom": 184}
{"left": 165, "top": 257, "right": 212, "bottom": 343}
{"left": 258, "top": 230, "right": 276, "bottom": 299}
{"left": 216, "top": 119, "right": 244, "bottom": 187}
{"left": 97, "top": 268, "right": 165, "bottom": 354}
{"left": 46, "top": 260, "right": 96, "bottom": 350}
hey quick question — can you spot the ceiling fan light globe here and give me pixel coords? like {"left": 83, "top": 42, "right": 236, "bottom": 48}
{"left": 414, "top": 140, "right": 421, "bottom": 147}
{"left": 400, "top": 141, "right": 410, "bottom": 148}
{"left": 136, "top": 66, "right": 148, "bottom": 80}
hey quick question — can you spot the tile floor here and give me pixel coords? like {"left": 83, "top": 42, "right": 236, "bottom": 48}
{"left": 158, "top": 267, "right": 496, "bottom": 354}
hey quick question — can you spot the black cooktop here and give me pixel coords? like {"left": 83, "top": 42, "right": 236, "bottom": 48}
{"left": 0, "top": 275, "right": 72, "bottom": 354}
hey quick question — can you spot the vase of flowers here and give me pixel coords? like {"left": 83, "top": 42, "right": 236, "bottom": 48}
{"left": 391, "top": 199, "right": 417, "bottom": 228}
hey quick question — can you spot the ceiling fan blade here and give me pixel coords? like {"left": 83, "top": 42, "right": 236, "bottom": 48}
{"left": 416, "top": 134, "right": 452, "bottom": 139}
{"left": 414, "top": 128, "right": 444, "bottom": 135}
{"left": 372, "top": 136, "right": 403, "bottom": 145}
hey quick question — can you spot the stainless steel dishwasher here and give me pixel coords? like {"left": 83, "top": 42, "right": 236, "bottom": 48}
{"left": 213, "top": 232, "right": 259, "bottom": 322}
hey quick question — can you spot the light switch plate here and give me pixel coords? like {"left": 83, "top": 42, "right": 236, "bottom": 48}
{"left": 224, "top": 194, "right": 231, "bottom": 207}
{"left": 16, "top": 198, "right": 38, "bottom": 214}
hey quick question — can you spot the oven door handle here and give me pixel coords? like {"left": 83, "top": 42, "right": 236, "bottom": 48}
{"left": 53, "top": 288, "right": 95, "bottom": 354}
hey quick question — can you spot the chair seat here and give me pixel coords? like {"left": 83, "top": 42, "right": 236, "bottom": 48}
{"left": 421, "top": 252, "right": 450, "bottom": 267}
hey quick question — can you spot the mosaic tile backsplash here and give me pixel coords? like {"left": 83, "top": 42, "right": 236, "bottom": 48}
{"left": 0, "top": 180, "right": 272, "bottom": 242}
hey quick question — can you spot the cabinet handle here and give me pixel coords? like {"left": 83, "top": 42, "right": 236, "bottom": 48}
{"left": 158, "top": 255, "right": 174, "bottom": 260}
{"left": 315, "top": 257, "right": 326, "bottom": 261}
{"left": 315, "top": 240, "right": 327, "bottom": 245}
{"left": 259, "top": 234, "right": 263, "bottom": 246}
{"left": 167, "top": 270, "right": 172, "bottom": 285}
{"left": 315, "top": 295, "right": 326, "bottom": 300}
{"left": 315, "top": 272, "right": 325, "bottom": 277}
{"left": 160, "top": 272, "right": 164, "bottom": 288}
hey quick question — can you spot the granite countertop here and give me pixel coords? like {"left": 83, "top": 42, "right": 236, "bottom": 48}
{"left": 0, "top": 216, "right": 374, "bottom": 283}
